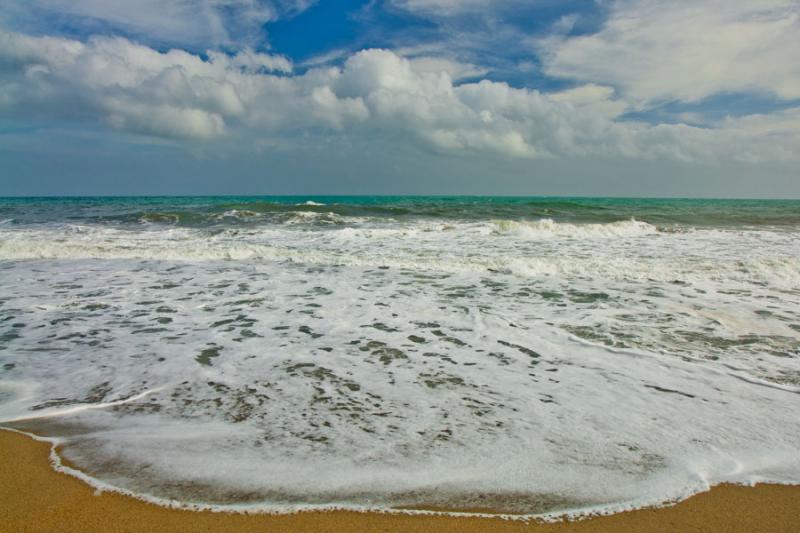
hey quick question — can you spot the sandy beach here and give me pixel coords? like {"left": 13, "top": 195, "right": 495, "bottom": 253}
{"left": 1, "top": 429, "right": 798, "bottom": 533}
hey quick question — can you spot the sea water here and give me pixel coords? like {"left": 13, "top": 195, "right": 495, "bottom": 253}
{"left": 0, "top": 196, "right": 799, "bottom": 516}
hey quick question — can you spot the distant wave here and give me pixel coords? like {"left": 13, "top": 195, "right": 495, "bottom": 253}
{"left": 101, "top": 208, "right": 364, "bottom": 227}
{"left": 4, "top": 197, "right": 800, "bottom": 228}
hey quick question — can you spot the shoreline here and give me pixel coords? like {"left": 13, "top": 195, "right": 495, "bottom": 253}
{"left": 2, "top": 429, "right": 800, "bottom": 532}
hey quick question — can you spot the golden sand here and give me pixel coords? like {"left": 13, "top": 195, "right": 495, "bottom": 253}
{"left": 1, "top": 429, "right": 799, "bottom": 532}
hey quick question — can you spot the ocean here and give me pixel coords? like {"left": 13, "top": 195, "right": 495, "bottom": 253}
{"left": 0, "top": 196, "right": 799, "bottom": 517}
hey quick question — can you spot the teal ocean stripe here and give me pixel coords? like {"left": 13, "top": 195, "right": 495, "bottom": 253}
{"left": 1, "top": 196, "right": 799, "bottom": 227}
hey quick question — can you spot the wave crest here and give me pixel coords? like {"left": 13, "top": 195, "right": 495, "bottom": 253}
{"left": 1, "top": 226, "right": 798, "bottom": 287}
{"left": 492, "top": 218, "right": 658, "bottom": 239}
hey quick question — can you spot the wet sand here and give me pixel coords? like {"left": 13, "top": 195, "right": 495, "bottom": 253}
{"left": 1, "top": 429, "right": 799, "bottom": 532}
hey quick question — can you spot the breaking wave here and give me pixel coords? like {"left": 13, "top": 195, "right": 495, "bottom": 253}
{"left": 491, "top": 218, "right": 658, "bottom": 239}
{"left": 1, "top": 224, "right": 798, "bottom": 287}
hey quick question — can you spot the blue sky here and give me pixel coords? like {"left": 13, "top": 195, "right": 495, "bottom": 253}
{"left": 1, "top": 0, "right": 799, "bottom": 196}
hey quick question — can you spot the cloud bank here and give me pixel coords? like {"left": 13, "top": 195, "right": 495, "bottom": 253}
{"left": 543, "top": 0, "right": 800, "bottom": 105}
{"left": 2, "top": 30, "right": 798, "bottom": 164}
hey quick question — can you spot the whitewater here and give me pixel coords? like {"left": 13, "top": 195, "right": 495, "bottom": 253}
{"left": 0, "top": 196, "right": 798, "bottom": 517}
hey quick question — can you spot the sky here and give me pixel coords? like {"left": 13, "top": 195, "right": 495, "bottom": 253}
{"left": 0, "top": 0, "right": 799, "bottom": 197}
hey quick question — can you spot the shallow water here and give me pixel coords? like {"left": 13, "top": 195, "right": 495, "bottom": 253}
{"left": 1, "top": 196, "right": 799, "bottom": 516}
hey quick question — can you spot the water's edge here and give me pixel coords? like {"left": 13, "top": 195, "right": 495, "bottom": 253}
{"left": 6, "top": 425, "right": 798, "bottom": 524}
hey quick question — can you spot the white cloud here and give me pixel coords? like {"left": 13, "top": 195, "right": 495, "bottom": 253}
{"left": 105, "top": 101, "right": 227, "bottom": 140}
{"left": 550, "top": 84, "right": 627, "bottom": 119}
{"left": 1, "top": 0, "right": 316, "bottom": 48}
{"left": 390, "top": 0, "right": 517, "bottom": 16}
{"left": 717, "top": 108, "right": 800, "bottom": 162}
{"left": 543, "top": 0, "right": 800, "bottom": 105}
{"left": 1, "top": 30, "right": 798, "bottom": 162}
{"left": 0, "top": 32, "right": 294, "bottom": 139}
{"left": 406, "top": 57, "right": 488, "bottom": 82}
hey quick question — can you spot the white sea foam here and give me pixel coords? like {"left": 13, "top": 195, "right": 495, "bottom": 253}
{"left": 0, "top": 215, "right": 798, "bottom": 516}
{"left": 0, "top": 222, "right": 797, "bottom": 286}
{"left": 492, "top": 218, "right": 658, "bottom": 239}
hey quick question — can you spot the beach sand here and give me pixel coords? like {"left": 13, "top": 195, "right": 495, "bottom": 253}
{"left": 1, "top": 429, "right": 799, "bottom": 533}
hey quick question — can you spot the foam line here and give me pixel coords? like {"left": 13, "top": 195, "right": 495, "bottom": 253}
{"left": 0, "top": 388, "right": 164, "bottom": 423}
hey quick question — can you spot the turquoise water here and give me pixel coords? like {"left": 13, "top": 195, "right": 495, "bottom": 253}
{"left": 2, "top": 196, "right": 799, "bottom": 227}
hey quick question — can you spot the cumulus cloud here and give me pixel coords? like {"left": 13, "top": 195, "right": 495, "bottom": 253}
{"left": 550, "top": 84, "right": 627, "bottom": 120}
{"left": 542, "top": 0, "right": 800, "bottom": 105}
{"left": 0, "top": 32, "right": 292, "bottom": 139}
{"left": 1, "top": 30, "right": 798, "bottom": 162}
{"left": 405, "top": 56, "right": 488, "bottom": 82}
